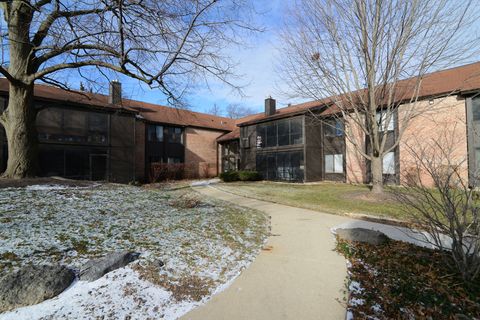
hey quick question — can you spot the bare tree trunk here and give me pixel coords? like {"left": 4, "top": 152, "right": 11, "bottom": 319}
{"left": 370, "top": 156, "right": 383, "bottom": 193}
{"left": 1, "top": 83, "right": 37, "bottom": 178}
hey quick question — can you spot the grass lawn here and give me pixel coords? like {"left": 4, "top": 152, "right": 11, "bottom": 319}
{"left": 216, "top": 181, "right": 408, "bottom": 221}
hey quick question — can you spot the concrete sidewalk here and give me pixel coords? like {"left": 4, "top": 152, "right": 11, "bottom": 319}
{"left": 182, "top": 186, "right": 351, "bottom": 320}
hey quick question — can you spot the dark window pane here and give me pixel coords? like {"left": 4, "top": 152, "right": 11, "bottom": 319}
{"left": 88, "top": 113, "right": 108, "bottom": 144}
{"left": 167, "top": 127, "right": 183, "bottom": 144}
{"left": 266, "top": 123, "right": 277, "bottom": 147}
{"left": 473, "top": 97, "right": 480, "bottom": 121}
{"left": 39, "top": 147, "right": 64, "bottom": 177}
{"left": 256, "top": 153, "right": 267, "bottom": 178}
{"left": 156, "top": 126, "right": 164, "bottom": 142}
{"left": 277, "top": 120, "right": 290, "bottom": 146}
{"left": 290, "top": 118, "right": 303, "bottom": 144}
{"left": 267, "top": 154, "right": 276, "bottom": 179}
{"left": 147, "top": 125, "right": 156, "bottom": 142}
{"left": 65, "top": 149, "right": 89, "bottom": 179}
{"left": 90, "top": 154, "right": 108, "bottom": 181}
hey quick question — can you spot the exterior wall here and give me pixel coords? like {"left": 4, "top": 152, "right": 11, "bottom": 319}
{"left": 134, "top": 120, "right": 146, "bottom": 182}
{"left": 239, "top": 125, "right": 257, "bottom": 171}
{"left": 184, "top": 127, "right": 225, "bottom": 178}
{"left": 345, "top": 115, "right": 367, "bottom": 184}
{"left": 109, "top": 113, "right": 135, "bottom": 183}
{"left": 398, "top": 95, "right": 468, "bottom": 187}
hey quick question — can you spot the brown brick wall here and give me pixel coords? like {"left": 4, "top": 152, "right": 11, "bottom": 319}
{"left": 134, "top": 120, "right": 146, "bottom": 182}
{"left": 184, "top": 127, "right": 224, "bottom": 178}
{"left": 398, "top": 95, "right": 468, "bottom": 187}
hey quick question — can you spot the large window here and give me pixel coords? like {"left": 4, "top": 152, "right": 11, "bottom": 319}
{"left": 256, "top": 151, "right": 304, "bottom": 181}
{"left": 324, "top": 119, "right": 344, "bottom": 137}
{"left": 147, "top": 125, "right": 163, "bottom": 142}
{"left": 167, "top": 127, "right": 183, "bottom": 144}
{"left": 325, "top": 154, "right": 343, "bottom": 173}
{"left": 37, "top": 107, "right": 108, "bottom": 144}
{"left": 256, "top": 117, "right": 304, "bottom": 148}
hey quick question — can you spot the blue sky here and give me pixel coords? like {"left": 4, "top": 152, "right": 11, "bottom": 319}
{"left": 114, "top": 1, "right": 298, "bottom": 115}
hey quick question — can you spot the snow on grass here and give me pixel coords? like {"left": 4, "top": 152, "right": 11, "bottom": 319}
{"left": 0, "top": 184, "right": 269, "bottom": 319}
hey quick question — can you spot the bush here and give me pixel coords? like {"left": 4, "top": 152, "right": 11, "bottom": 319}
{"left": 150, "top": 163, "right": 188, "bottom": 182}
{"left": 238, "top": 171, "right": 261, "bottom": 181}
{"left": 219, "top": 171, "right": 239, "bottom": 182}
{"left": 220, "top": 171, "right": 261, "bottom": 182}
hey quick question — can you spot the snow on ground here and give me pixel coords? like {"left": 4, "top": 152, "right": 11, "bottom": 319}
{"left": 0, "top": 184, "right": 269, "bottom": 319}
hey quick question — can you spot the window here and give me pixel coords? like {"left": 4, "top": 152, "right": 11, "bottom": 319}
{"left": 256, "top": 151, "right": 304, "bottom": 181}
{"left": 324, "top": 119, "right": 344, "bottom": 137}
{"left": 167, "top": 127, "right": 183, "bottom": 144}
{"left": 256, "top": 117, "right": 303, "bottom": 149}
{"left": 383, "top": 152, "right": 395, "bottom": 174}
{"left": 325, "top": 154, "right": 343, "bottom": 173}
{"left": 266, "top": 123, "right": 276, "bottom": 147}
{"left": 473, "top": 98, "right": 480, "bottom": 121}
{"left": 37, "top": 108, "right": 109, "bottom": 144}
{"left": 290, "top": 118, "right": 303, "bottom": 145}
{"left": 376, "top": 110, "right": 395, "bottom": 132}
{"left": 277, "top": 120, "right": 290, "bottom": 146}
{"left": 147, "top": 125, "right": 163, "bottom": 142}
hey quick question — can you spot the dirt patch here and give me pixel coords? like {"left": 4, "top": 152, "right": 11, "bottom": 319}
{"left": 0, "top": 177, "right": 96, "bottom": 189}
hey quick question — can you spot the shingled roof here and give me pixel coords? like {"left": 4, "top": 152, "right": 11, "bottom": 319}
{"left": 0, "top": 78, "right": 236, "bottom": 132}
{"left": 236, "top": 62, "right": 480, "bottom": 127}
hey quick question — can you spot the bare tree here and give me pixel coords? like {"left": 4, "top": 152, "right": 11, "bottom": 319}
{"left": 0, "top": 0, "right": 256, "bottom": 178}
{"left": 207, "top": 103, "right": 224, "bottom": 116}
{"left": 225, "top": 102, "right": 254, "bottom": 119}
{"left": 395, "top": 130, "right": 480, "bottom": 282}
{"left": 279, "top": 0, "right": 479, "bottom": 193}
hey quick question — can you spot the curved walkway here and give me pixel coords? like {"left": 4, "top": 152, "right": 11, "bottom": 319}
{"left": 182, "top": 186, "right": 352, "bottom": 320}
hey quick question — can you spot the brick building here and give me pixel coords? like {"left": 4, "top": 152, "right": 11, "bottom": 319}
{"left": 1, "top": 62, "right": 479, "bottom": 186}
{"left": 219, "top": 62, "right": 480, "bottom": 186}
{"left": 0, "top": 80, "right": 235, "bottom": 183}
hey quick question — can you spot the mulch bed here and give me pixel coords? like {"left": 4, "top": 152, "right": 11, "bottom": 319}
{"left": 336, "top": 237, "right": 480, "bottom": 319}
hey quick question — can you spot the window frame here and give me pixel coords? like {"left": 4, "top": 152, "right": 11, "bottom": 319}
{"left": 325, "top": 154, "right": 344, "bottom": 174}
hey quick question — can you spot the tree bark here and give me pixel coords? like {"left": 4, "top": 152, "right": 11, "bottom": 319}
{"left": 1, "top": 83, "right": 38, "bottom": 178}
{"left": 370, "top": 155, "right": 384, "bottom": 193}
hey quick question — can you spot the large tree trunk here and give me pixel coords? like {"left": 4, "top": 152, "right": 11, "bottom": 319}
{"left": 0, "top": 3, "right": 37, "bottom": 178}
{"left": 1, "top": 83, "right": 38, "bottom": 178}
{"left": 370, "top": 155, "right": 384, "bottom": 194}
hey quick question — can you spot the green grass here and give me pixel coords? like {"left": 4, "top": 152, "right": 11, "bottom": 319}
{"left": 216, "top": 181, "right": 408, "bottom": 220}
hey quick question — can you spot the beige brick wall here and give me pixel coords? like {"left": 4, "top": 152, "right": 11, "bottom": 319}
{"left": 134, "top": 120, "right": 146, "bottom": 182}
{"left": 345, "top": 114, "right": 367, "bottom": 184}
{"left": 184, "top": 127, "right": 224, "bottom": 178}
{"left": 398, "top": 95, "right": 468, "bottom": 187}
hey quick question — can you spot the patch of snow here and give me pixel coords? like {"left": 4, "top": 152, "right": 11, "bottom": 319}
{"left": 0, "top": 184, "right": 268, "bottom": 319}
{"left": 349, "top": 280, "right": 363, "bottom": 294}
{"left": 25, "top": 184, "right": 70, "bottom": 191}
{"left": 350, "top": 297, "right": 365, "bottom": 306}
{"left": 191, "top": 179, "right": 220, "bottom": 187}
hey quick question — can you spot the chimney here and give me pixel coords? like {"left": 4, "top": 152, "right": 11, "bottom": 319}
{"left": 109, "top": 80, "right": 122, "bottom": 105}
{"left": 265, "top": 96, "right": 276, "bottom": 116}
